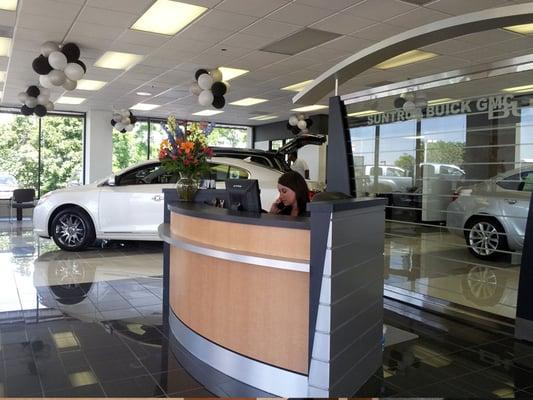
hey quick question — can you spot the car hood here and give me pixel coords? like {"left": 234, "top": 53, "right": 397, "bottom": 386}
{"left": 45, "top": 181, "right": 100, "bottom": 196}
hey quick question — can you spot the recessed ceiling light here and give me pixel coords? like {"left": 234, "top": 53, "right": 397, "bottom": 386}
{"left": 76, "top": 79, "right": 107, "bottom": 91}
{"left": 94, "top": 51, "right": 143, "bottom": 70}
{"left": 375, "top": 50, "right": 437, "bottom": 69}
{"left": 193, "top": 110, "right": 224, "bottom": 116}
{"left": 219, "top": 67, "right": 248, "bottom": 81}
{"left": 131, "top": 103, "right": 160, "bottom": 111}
{"left": 230, "top": 98, "right": 268, "bottom": 106}
{"left": 136, "top": 91, "right": 152, "bottom": 96}
{"left": 249, "top": 115, "right": 278, "bottom": 121}
{"left": 0, "top": 37, "right": 11, "bottom": 57}
{"left": 56, "top": 96, "right": 86, "bottom": 105}
{"left": 291, "top": 105, "right": 328, "bottom": 112}
{"left": 0, "top": 0, "right": 17, "bottom": 11}
{"left": 504, "top": 23, "right": 533, "bottom": 34}
{"left": 347, "top": 110, "right": 379, "bottom": 117}
{"left": 131, "top": 0, "right": 207, "bottom": 36}
{"left": 281, "top": 80, "right": 313, "bottom": 92}
{"left": 69, "top": 371, "right": 97, "bottom": 388}
{"left": 502, "top": 84, "right": 533, "bottom": 94}
{"left": 52, "top": 332, "right": 79, "bottom": 349}
{"left": 427, "top": 98, "right": 456, "bottom": 105}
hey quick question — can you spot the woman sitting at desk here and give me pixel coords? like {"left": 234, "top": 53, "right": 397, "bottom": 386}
{"left": 269, "top": 171, "right": 309, "bottom": 217}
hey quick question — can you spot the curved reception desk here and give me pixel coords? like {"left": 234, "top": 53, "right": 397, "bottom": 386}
{"left": 159, "top": 191, "right": 386, "bottom": 397}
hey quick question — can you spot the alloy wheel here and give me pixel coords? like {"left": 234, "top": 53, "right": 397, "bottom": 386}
{"left": 468, "top": 221, "right": 500, "bottom": 256}
{"left": 55, "top": 214, "right": 86, "bottom": 248}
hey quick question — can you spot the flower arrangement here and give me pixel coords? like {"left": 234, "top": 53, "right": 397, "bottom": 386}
{"left": 158, "top": 116, "right": 214, "bottom": 178}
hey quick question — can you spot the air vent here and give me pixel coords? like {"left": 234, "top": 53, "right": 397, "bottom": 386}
{"left": 366, "top": 80, "right": 395, "bottom": 88}
{"left": 399, "top": 0, "right": 434, "bottom": 5}
{"left": 260, "top": 28, "right": 341, "bottom": 56}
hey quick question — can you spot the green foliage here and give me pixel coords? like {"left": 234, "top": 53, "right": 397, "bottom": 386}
{"left": 112, "top": 122, "right": 149, "bottom": 171}
{"left": 395, "top": 154, "right": 416, "bottom": 175}
{"left": 425, "top": 141, "right": 465, "bottom": 165}
{"left": 0, "top": 114, "right": 83, "bottom": 196}
{"left": 206, "top": 127, "right": 247, "bottom": 148}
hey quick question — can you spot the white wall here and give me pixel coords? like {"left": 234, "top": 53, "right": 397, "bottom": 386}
{"left": 85, "top": 109, "right": 113, "bottom": 183}
{"left": 298, "top": 144, "right": 326, "bottom": 182}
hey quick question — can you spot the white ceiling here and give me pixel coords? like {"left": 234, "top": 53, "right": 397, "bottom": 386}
{"left": 1, "top": 0, "right": 533, "bottom": 125}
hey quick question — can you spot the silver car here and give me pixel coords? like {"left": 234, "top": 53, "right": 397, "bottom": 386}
{"left": 447, "top": 167, "right": 532, "bottom": 260}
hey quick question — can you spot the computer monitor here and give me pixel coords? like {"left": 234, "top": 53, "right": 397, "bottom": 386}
{"left": 226, "top": 179, "right": 262, "bottom": 213}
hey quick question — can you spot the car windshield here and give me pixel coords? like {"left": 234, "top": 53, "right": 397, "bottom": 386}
{"left": 0, "top": 175, "right": 16, "bottom": 185}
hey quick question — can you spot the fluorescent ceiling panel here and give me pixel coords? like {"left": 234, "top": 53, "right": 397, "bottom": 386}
{"left": 193, "top": 110, "right": 223, "bottom": 116}
{"left": 347, "top": 110, "right": 379, "bottom": 117}
{"left": 94, "top": 51, "right": 143, "bottom": 70}
{"left": 56, "top": 96, "right": 86, "bottom": 104}
{"left": 504, "top": 24, "right": 533, "bottom": 34}
{"left": 230, "top": 98, "right": 268, "bottom": 106}
{"left": 427, "top": 98, "right": 456, "bottom": 105}
{"left": 291, "top": 105, "right": 328, "bottom": 112}
{"left": 0, "top": 0, "right": 16, "bottom": 11}
{"left": 131, "top": 0, "right": 207, "bottom": 36}
{"left": 261, "top": 28, "right": 341, "bottom": 56}
{"left": 0, "top": 37, "right": 11, "bottom": 57}
{"left": 375, "top": 50, "right": 437, "bottom": 69}
{"left": 52, "top": 332, "right": 79, "bottom": 349}
{"left": 219, "top": 67, "right": 248, "bottom": 81}
{"left": 69, "top": 371, "right": 97, "bottom": 388}
{"left": 131, "top": 103, "right": 160, "bottom": 110}
{"left": 502, "top": 84, "right": 533, "bottom": 93}
{"left": 281, "top": 80, "right": 313, "bottom": 92}
{"left": 136, "top": 91, "right": 152, "bottom": 96}
{"left": 76, "top": 79, "right": 107, "bottom": 91}
{"left": 249, "top": 115, "right": 278, "bottom": 120}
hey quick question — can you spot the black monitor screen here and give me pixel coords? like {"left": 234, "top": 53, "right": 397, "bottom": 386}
{"left": 226, "top": 179, "right": 262, "bottom": 213}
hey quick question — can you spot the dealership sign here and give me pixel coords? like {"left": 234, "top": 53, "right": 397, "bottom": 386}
{"left": 367, "top": 94, "right": 521, "bottom": 125}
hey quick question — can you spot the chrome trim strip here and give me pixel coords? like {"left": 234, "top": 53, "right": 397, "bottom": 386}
{"left": 158, "top": 223, "right": 310, "bottom": 272}
{"left": 169, "top": 311, "right": 309, "bottom": 397}
{"left": 293, "top": 4, "right": 533, "bottom": 104}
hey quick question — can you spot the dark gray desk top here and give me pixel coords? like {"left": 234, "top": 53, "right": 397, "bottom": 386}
{"left": 167, "top": 201, "right": 311, "bottom": 230}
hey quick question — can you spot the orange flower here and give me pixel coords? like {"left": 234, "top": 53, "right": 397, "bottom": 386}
{"left": 180, "top": 141, "right": 194, "bottom": 154}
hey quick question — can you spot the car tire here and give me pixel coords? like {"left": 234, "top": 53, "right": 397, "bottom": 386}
{"left": 51, "top": 207, "right": 96, "bottom": 251}
{"left": 464, "top": 217, "right": 508, "bottom": 260}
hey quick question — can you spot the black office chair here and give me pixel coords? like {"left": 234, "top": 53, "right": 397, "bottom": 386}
{"left": 9, "top": 188, "right": 36, "bottom": 223}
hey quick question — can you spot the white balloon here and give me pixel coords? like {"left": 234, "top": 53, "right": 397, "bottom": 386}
{"left": 189, "top": 82, "right": 202, "bottom": 96}
{"left": 197, "top": 73, "right": 213, "bottom": 90}
{"left": 39, "top": 74, "right": 54, "bottom": 89}
{"left": 113, "top": 113, "right": 122, "bottom": 122}
{"left": 121, "top": 109, "right": 130, "bottom": 119}
{"left": 48, "top": 69, "right": 66, "bottom": 86}
{"left": 25, "top": 97, "right": 38, "bottom": 108}
{"left": 288, "top": 115, "right": 299, "bottom": 126}
{"left": 415, "top": 98, "right": 427, "bottom": 108}
{"left": 45, "top": 101, "right": 55, "bottom": 111}
{"left": 402, "top": 92, "right": 415, "bottom": 102}
{"left": 64, "top": 62, "right": 84, "bottom": 81}
{"left": 62, "top": 78, "right": 77, "bottom": 91}
{"left": 17, "top": 92, "right": 28, "bottom": 103}
{"left": 38, "top": 87, "right": 50, "bottom": 97}
{"left": 41, "top": 41, "right": 59, "bottom": 57}
{"left": 125, "top": 124, "right": 134, "bottom": 132}
{"left": 297, "top": 119, "right": 307, "bottom": 130}
{"left": 37, "top": 94, "right": 49, "bottom": 105}
{"left": 121, "top": 116, "right": 130, "bottom": 125}
{"left": 48, "top": 51, "right": 68, "bottom": 71}
{"left": 198, "top": 89, "right": 213, "bottom": 106}
{"left": 297, "top": 113, "right": 305, "bottom": 120}
{"left": 209, "top": 68, "right": 223, "bottom": 82}
{"left": 403, "top": 100, "right": 416, "bottom": 113}
{"left": 115, "top": 122, "right": 125, "bottom": 131}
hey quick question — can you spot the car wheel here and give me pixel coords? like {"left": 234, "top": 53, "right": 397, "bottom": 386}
{"left": 51, "top": 207, "right": 95, "bottom": 251}
{"left": 464, "top": 217, "right": 508, "bottom": 260}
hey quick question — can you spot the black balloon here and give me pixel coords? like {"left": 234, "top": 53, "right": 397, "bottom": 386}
{"left": 32, "top": 55, "right": 53, "bottom": 75}
{"left": 286, "top": 122, "right": 292, "bottom": 131}
{"left": 211, "top": 81, "right": 227, "bottom": 97}
{"left": 121, "top": 129, "right": 126, "bottom": 133}
{"left": 61, "top": 43, "right": 80, "bottom": 62}
{"left": 130, "top": 116, "right": 137, "bottom": 124}
{"left": 212, "top": 95, "right": 225, "bottom": 109}
{"left": 305, "top": 118, "right": 313, "bottom": 127}
{"left": 393, "top": 97, "right": 406, "bottom": 109}
{"left": 110, "top": 119, "right": 116, "bottom": 126}
{"left": 195, "top": 69, "right": 208, "bottom": 80}
{"left": 74, "top": 60, "right": 87, "bottom": 73}
{"left": 21, "top": 105, "right": 33, "bottom": 116}
{"left": 34, "top": 105, "right": 47, "bottom": 117}
{"left": 291, "top": 125, "right": 300, "bottom": 135}
{"left": 27, "top": 85, "right": 40, "bottom": 97}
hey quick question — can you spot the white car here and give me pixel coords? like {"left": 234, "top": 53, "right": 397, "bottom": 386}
{"left": 34, "top": 157, "right": 282, "bottom": 251}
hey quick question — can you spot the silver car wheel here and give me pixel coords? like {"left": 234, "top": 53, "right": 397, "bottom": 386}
{"left": 55, "top": 214, "right": 86, "bottom": 248}
{"left": 468, "top": 221, "right": 500, "bottom": 256}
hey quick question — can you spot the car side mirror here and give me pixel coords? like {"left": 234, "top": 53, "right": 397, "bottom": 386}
{"left": 107, "top": 174, "right": 116, "bottom": 186}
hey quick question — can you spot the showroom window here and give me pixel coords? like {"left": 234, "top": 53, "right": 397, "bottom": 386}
{"left": 0, "top": 110, "right": 84, "bottom": 198}
{"left": 349, "top": 94, "right": 529, "bottom": 321}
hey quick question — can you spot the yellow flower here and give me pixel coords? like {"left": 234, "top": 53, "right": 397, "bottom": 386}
{"left": 159, "top": 139, "right": 169, "bottom": 150}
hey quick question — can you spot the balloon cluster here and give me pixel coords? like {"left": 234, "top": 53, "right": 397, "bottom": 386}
{"left": 33, "top": 41, "right": 86, "bottom": 90}
{"left": 189, "top": 68, "right": 229, "bottom": 109}
{"left": 110, "top": 109, "right": 138, "bottom": 133}
{"left": 286, "top": 114, "right": 313, "bottom": 135}
{"left": 393, "top": 91, "right": 427, "bottom": 118}
{"left": 17, "top": 85, "right": 54, "bottom": 117}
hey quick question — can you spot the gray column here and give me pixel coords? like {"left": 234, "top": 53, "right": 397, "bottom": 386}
{"left": 85, "top": 109, "right": 113, "bottom": 183}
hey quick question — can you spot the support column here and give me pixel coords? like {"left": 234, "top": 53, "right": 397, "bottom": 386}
{"left": 85, "top": 109, "right": 113, "bottom": 183}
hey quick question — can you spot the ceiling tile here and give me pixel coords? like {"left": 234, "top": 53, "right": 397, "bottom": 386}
{"left": 78, "top": 6, "right": 138, "bottom": 28}
{"left": 385, "top": 7, "right": 451, "bottom": 29}
{"left": 294, "top": 0, "right": 363, "bottom": 11}
{"left": 458, "top": 29, "right": 521, "bottom": 45}
{"left": 425, "top": 0, "right": 510, "bottom": 15}
{"left": 115, "top": 30, "right": 169, "bottom": 47}
{"left": 195, "top": 9, "right": 257, "bottom": 31}
{"left": 221, "top": 33, "right": 276, "bottom": 49}
{"left": 351, "top": 23, "right": 404, "bottom": 41}
{"left": 0, "top": 10, "right": 16, "bottom": 27}
{"left": 345, "top": 0, "right": 416, "bottom": 21}
{"left": 310, "top": 13, "right": 376, "bottom": 35}
{"left": 321, "top": 35, "right": 375, "bottom": 52}
{"left": 230, "top": 50, "right": 288, "bottom": 70}
{"left": 268, "top": 3, "right": 334, "bottom": 25}
{"left": 241, "top": 19, "right": 303, "bottom": 39}
{"left": 216, "top": 0, "right": 290, "bottom": 17}
{"left": 89, "top": 0, "right": 153, "bottom": 13}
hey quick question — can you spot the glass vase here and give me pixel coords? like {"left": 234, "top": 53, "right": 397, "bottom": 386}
{"left": 176, "top": 175, "right": 198, "bottom": 202}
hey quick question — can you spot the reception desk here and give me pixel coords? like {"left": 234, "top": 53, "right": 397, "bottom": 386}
{"left": 159, "top": 190, "right": 385, "bottom": 397}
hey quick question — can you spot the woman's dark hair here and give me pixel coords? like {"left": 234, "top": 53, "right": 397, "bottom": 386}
{"left": 278, "top": 171, "right": 309, "bottom": 215}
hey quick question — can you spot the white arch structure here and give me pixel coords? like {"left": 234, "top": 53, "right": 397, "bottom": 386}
{"left": 293, "top": 3, "right": 533, "bottom": 105}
